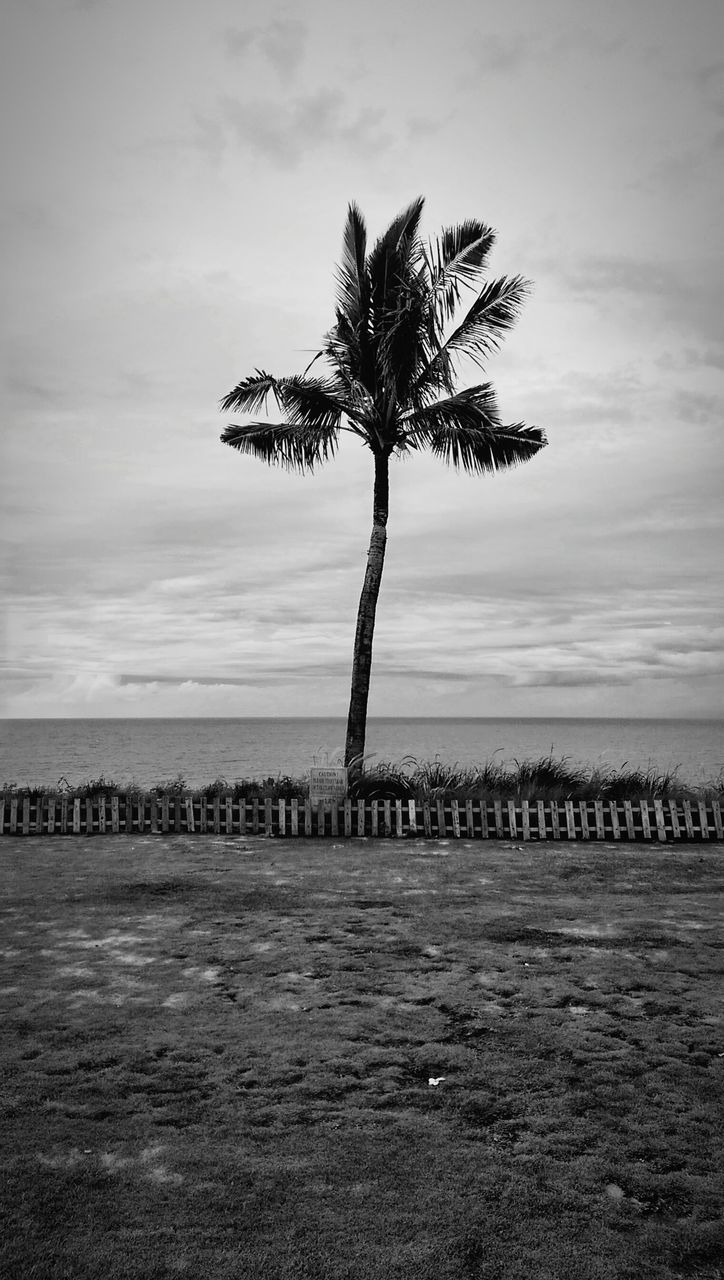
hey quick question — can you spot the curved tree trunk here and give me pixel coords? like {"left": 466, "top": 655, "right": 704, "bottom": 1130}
{"left": 344, "top": 450, "right": 390, "bottom": 773}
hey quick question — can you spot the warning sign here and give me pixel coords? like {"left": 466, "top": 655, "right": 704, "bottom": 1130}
{"left": 309, "top": 767, "right": 348, "bottom": 804}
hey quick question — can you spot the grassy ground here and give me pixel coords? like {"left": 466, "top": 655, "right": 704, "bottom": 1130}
{"left": 1, "top": 835, "right": 722, "bottom": 1279}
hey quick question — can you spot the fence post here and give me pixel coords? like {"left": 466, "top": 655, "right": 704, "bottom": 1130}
{"left": 451, "top": 799, "right": 461, "bottom": 839}
{"left": 479, "top": 799, "right": 489, "bottom": 839}
{"left": 579, "top": 802, "right": 590, "bottom": 840}
{"left": 521, "top": 800, "right": 530, "bottom": 841}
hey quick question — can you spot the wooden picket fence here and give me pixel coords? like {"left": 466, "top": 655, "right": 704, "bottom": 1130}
{"left": 0, "top": 791, "right": 722, "bottom": 842}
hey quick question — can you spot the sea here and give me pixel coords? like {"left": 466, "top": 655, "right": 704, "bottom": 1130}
{"left": 1, "top": 718, "right": 722, "bottom": 790}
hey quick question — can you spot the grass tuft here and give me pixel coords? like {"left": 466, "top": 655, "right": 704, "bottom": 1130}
{"left": 3, "top": 757, "right": 723, "bottom": 802}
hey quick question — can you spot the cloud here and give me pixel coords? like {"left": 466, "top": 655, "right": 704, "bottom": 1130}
{"left": 466, "top": 24, "right": 623, "bottom": 78}
{"left": 655, "top": 346, "right": 724, "bottom": 373}
{"left": 467, "top": 32, "right": 533, "bottom": 74}
{"left": 693, "top": 59, "right": 724, "bottom": 116}
{"left": 549, "top": 253, "right": 724, "bottom": 349}
{"left": 221, "top": 91, "right": 391, "bottom": 168}
{"left": 223, "top": 18, "right": 307, "bottom": 77}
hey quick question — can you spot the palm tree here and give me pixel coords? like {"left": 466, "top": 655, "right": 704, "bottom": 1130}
{"left": 221, "top": 197, "right": 546, "bottom": 774}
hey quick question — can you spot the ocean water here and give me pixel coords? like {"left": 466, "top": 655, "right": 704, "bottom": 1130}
{"left": 1, "top": 718, "right": 722, "bottom": 789}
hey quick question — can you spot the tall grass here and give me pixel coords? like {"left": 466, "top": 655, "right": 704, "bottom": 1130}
{"left": 2, "top": 758, "right": 722, "bottom": 802}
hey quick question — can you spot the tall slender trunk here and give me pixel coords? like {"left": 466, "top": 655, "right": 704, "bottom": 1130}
{"left": 344, "top": 450, "right": 389, "bottom": 773}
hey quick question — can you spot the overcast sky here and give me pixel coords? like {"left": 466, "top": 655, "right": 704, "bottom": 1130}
{"left": 1, "top": 0, "right": 722, "bottom": 720}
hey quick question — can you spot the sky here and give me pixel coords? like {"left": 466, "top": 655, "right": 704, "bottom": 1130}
{"left": 1, "top": 0, "right": 723, "bottom": 720}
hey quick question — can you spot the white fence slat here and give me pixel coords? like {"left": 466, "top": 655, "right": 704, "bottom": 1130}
{"left": 422, "top": 803, "right": 432, "bottom": 837}
{"left": 479, "top": 799, "right": 489, "bottom": 839}
{"left": 579, "top": 802, "right": 590, "bottom": 840}
{"left": 521, "top": 801, "right": 530, "bottom": 841}
{"left": 550, "top": 802, "right": 560, "bottom": 840}
{"left": 371, "top": 801, "right": 379, "bottom": 837}
{"left": 451, "top": 799, "right": 461, "bottom": 838}
{"left": 394, "top": 800, "right": 403, "bottom": 837}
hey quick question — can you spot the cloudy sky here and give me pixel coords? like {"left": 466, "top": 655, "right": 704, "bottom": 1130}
{"left": 1, "top": 0, "right": 722, "bottom": 720}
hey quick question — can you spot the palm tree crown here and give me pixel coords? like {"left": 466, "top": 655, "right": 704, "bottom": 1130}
{"left": 221, "top": 196, "right": 545, "bottom": 473}
{"left": 221, "top": 197, "right": 546, "bottom": 770}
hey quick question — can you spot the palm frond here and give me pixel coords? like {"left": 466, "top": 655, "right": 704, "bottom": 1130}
{"left": 335, "top": 202, "right": 368, "bottom": 326}
{"left": 376, "top": 264, "right": 432, "bottom": 407}
{"left": 402, "top": 387, "right": 546, "bottom": 473}
{"left": 369, "top": 196, "right": 425, "bottom": 267}
{"left": 219, "top": 370, "right": 281, "bottom": 415}
{"left": 425, "top": 220, "right": 497, "bottom": 320}
{"left": 367, "top": 197, "right": 426, "bottom": 330}
{"left": 448, "top": 274, "right": 530, "bottom": 359}
{"left": 273, "top": 375, "right": 348, "bottom": 430}
{"left": 220, "top": 420, "right": 339, "bottom": 473}
{"left": 415, "top": 275, "right": 530, "bottom": 398}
